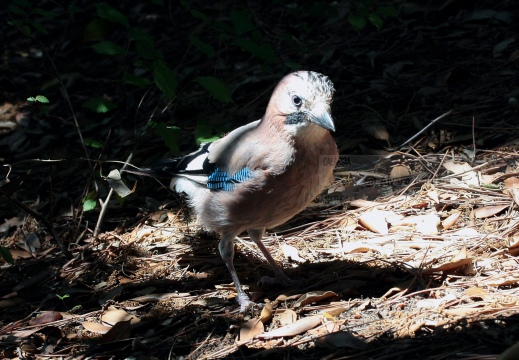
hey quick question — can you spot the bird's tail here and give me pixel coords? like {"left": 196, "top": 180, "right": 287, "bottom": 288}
{"left": 124, "top": 159, "right": 181, "bottom": 178}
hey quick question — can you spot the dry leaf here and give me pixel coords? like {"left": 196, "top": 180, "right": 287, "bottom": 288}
{"left": 259, "top": 299, "right": 273, "bottom": 323}
{"left": 426, "top": 190, "right": 439, "bottom": 204}
{"left": 442, "top": 211, "right": 461, "bottom": 230}
{"left": 424, "top": 258, "right": 473, "bottom": 273}
{"left": 338, "top": 215, "right": 358, "bottom": 231}
{"left": 390, "top": 165, "right": 410, "bottom": 179}
{"left": 363, "top": 120, "right": 389, "bottom": 142}
{"left": 275, "top": 294, "right": 301, "bottom": 302}
{"left": 236, "top": 318, "right": 264, "bottom": 345}
{"left": 416, "top": 293, "right": 456, "bottom": 309}
{"left": 82, "top": 321, "right": 112, "bottom": 334}
{"left": 415, "top": 213, "right": 440, "bottom": 235}
{"left": 277, "top": 309, "right": 297, "bottom": 326}
{"left": 474, "top": 204, "right": 509, "bottom": 218}
{"left": 257, "top": 316, "right": 323, "bottom": 339}
{"left": 359, "top": 210, "right": 388, "bottom": 234}
{"left": 101, "top": 307, "right": 140, "bottom": 326}
{"left": 509, "top": 188, "right": 519, "bottom": 207}
{"left": 443, "top": 160, "right": 480, "bottom": 186}
{"left": 294, "top": 291, "right": 338, "bottom": 308}
{"left": 29, "top": 311, "right": 63, "bottom": 325}
{"left": 97, "top": 320, "right": 131, "bottom": 344}
{"left": 503, "top": 177, "right": 519, "bottom": 189}
{"left": 466, "top": 287, "right": 490, "bottom": 299}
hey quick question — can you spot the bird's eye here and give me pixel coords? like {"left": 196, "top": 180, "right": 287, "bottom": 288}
{"left": 292, "top": 95, "right": 302, "bottom": 107}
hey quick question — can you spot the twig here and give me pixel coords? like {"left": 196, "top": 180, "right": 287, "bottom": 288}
{"left": 398, "top": 110, "right": 452, "bottom": 149}
{"left": 93, "top": 153, "right": 133, "bottom": 238}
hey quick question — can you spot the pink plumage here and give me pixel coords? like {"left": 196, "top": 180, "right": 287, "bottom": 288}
{"left": 137, "top": 71, "right": 338, "bottom": 311}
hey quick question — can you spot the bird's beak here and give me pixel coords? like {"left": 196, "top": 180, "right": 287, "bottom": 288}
{"left": 306, "top": 102, "right": 335, "bottom": 132}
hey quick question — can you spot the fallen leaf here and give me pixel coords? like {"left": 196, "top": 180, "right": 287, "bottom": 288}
{"left": 259, "top": 299, "right": 273, "bottom": 323}
{"left": 466, "top": 287, "right": 490, "bottom": 300}
{"left": 274, "top": 309, "right": 297, "bottom": 327}
{"left": 442, "top": 211, "right": 461, "bottom": 230}
{"left": 416, "top": 293, "right": 456, "bottom": 309}
{"left": 294, "top": 291, "right": 338, "bottom": 308}
{"left": 29, "top": 311, "right": 63, "bottom": 325}
{"left": 82, "top": 321, "right": 112, "bottom": 334}
{"left": 97, "top": 320, "right": 131, "bottom": 343}
{"left": 443, "top": 160, "right": 480, "bottom": 186}
{"left": 101, "top": 307, "right": 140, "bottom": 326}
{"left": 426, "top": 190, "right": 439, "bottom": 204}
{"left": 236, "top": 318, "right": 264, "bottom": 345}
{"left": 359, "top": 210, "right": 388, "bottom": 234}
{"left": 390, "top": 165, "right": 410, "bottom": 179}
{"left": 257, "top": 316, "right": 323, "bottom": 339}
{"left": 474, "top": 204, "right": 509, "bottom": 218}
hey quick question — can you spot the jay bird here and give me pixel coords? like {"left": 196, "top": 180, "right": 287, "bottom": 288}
{"left": 134, "top": 71, "right": 338, "bottom": 311}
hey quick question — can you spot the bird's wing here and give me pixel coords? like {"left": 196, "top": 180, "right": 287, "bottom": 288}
{"left": 176, "top": 120, "right": 263, "bottom": 190}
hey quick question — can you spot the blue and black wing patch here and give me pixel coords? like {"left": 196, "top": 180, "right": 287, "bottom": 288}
{"left": 129, "top": 141, "right": 253, "bottom": 191}
{"left": 207, "top": 167, "right": 253, "bottom": 191}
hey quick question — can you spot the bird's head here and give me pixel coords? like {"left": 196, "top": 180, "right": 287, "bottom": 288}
{"left": 266, "top": 71, "right": 336, "bottom": 135}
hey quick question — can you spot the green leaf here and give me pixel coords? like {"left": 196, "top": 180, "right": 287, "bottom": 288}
{"left": 348, "top": 13, "right": 367, "bottom": 31}
{"left": 9, "top": 4, "right": 27, "bottom": 16}
{"left": 136, "top": 39, "right": 162, "bottom": 59}
{"left": 83, "top": 18, "right": 112, "bottom": 41}
{"left": 191, "top": 9, "right": 209, "bottom": 22}
{"left": 194, "top": 120, "right": 221, "bottom": 146}
{"left": 0, "top": 246, "right": 14, "bottom": 265}
{"left": 84, "top": 139, "right": 103, "bottom": 148}
{"left": 28, "top": 19, "right": 49, "bottom": 35}
{"left": 83, "top": 199, "right": 97, "bottom": 211}
{"left": 33, "top": 7, "right": 58, "bottom": 18}
{"left": 131, "top": 28, "right": 161, "bottom": 60}
{"left": 377, "top": 6, "right": 398, "bottom": 17}
{"left": 234, "top": 38, "right": 277, "bottom": 63}
{"left": 27, "top": 95, "right": 49, "bottom": 103}
{"left": 82, "top": 190, "right": 97, "bottom": 211}
{"left": 368, "top": 14, "right": 384, "bottom": 30}
{"left": 68, "top": 5, "right": 83, "bottom": 15}
{"left": 123, "top": 73, "right": 151, "bottom": 87}
{"left": 153, "top": 60, "right": 177, "bottom": 99}
{"left": 12, "top": 0, "right": 31, "bottom": 8}
{"left": 56, "top": 293, "right": 70, "bottom": 300}
{"left": 91, "top": 40, "right": 126, "bottom": 55}
{"left": 95, "top": 2, "right": 129, "bottom": 28}
{"left": 21, "top": 25, "right": 31, "bottom": 36}
{"left": 189, "top": 34, "right": 214, "bottom": 57}
{"left": 149, "top": 122, "right": 180, "bottom": 155}
{"left": 230, "top": 9, "right": 256, "bottom": 34}
{"left": 129, "top": 27, "right": 154, "bottom": 42}
{"left": 196, "top": 76, "right": 233, "bottom": 104}
{"left": 82, "top": 97, "right": 117, "bottom": 113}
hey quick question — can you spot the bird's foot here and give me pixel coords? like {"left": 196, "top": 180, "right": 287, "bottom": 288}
{"left": 237, "top": 293, "right": 254, "bottom": 313}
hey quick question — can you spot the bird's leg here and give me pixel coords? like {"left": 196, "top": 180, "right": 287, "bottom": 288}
{"left": 218, "top": 233, "right": 252, "bottom": 312}
{"left": 248, "top": 228, "right": 294, "bottom": 287}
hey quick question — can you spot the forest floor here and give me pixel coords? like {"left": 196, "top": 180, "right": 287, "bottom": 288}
{"left": 1, "top": 1, "right": 519, "bottom": 359}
